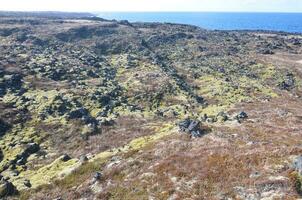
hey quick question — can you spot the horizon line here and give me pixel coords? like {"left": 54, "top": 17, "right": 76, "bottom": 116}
{"left": 0, "top": 10, "right": 302, "bottom": 14}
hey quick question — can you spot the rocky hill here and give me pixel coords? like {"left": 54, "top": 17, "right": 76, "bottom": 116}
{"left": 0, "top": 13, "right": 302, "bottom": 199}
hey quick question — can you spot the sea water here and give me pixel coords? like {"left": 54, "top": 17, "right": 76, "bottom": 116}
{"left": 97, "top": 12, "right": 302, "bottom": 33}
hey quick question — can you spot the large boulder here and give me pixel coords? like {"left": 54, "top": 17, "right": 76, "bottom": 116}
{"left": 178, "top": 119, "right": 203, "bottom": 137}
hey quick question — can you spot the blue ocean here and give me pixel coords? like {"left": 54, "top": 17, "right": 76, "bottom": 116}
{"left": 97, "top": 12, "right": 302, "bottom": 33}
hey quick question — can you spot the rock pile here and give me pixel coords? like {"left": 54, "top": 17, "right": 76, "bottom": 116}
{"left": 178, "top": 119, "right": 203, "bottom": 137}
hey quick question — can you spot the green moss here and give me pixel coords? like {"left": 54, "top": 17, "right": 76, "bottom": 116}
{"left": 43, "top": 115, "right": 68, "bottom": 125}
{"left": 12, "top": 156, "right": 80, "bottom": 190}
{"left": 54, "top": 161, "right": 102, "bottom": 189}
{"left": 199, "top": 104, "right": 228, "bottom": 116}
{"left": 9, "top": 122, "right": 174, "bottom": 193}
{"left": 0, "top": 123, "right": 44, "bottom": 172}
{"left": 196, "top": 72, "right": 277, "bottom": 116}
{"left": 23, "top": 90, "right": 60, "bottom": 110}
{"left": 259, "top": 64, "right": 278, "bottom": 80}
{"left": 0, "top": 145, "right": 23, "bottom": 171}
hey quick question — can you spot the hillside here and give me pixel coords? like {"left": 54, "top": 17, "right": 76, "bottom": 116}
{"left": 0, "top": 13, "right": 302, "bottom": 199}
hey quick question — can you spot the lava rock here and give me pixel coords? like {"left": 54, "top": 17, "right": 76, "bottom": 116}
{"left": 60, "top": 154, "right": 71, "bottom": 162}
{"left": 93, "top": 172, "right": 102, "bottom": 182}
{"left": 16, "top": 157, "right": 26, "bottom": 166}
{"left": 23, "top": 179, "right": 31, "bottom": 188}
{"left": 178, "top": 119, "right": 203, "bottom": 137}
{"left": 187, "top": 120, "right": 199, "bottom": 132}
{"left": 80, "top": 155, "right": 88, "bottom": 163}
{"left": 24, "top": 143, "right": 40, "bottom": 155}
{"left": 179, "top": 119, "right": 191, "bottom": 132}
{"left": 3, "top": 74, "right": 22, "bottom": 91}
{"left": 0, "top": 179, "right": 17, "bottom": 198}
{"left": 279, "top": 73, "right": 295, "bottom": 90}
{"left": 236, "top": 111, "right": 248, "bottom": 120}
{"left": 191, "top": 131, "right": 202, "bottom": 138}
{"left": 195, "top": 96, "right": 204, "bottom": 104}
{"left": 0, "top": 119, "right": 10, "bottom": 137}
{"left": 68, "top": 108, "right": 89, "bottom": 119}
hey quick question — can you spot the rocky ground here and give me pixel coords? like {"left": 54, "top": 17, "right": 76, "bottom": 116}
{"left": 0, "top": 12, "right": 302, "bottom": 199}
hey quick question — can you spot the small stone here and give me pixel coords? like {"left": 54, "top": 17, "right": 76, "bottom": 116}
{"left": 80, "top": 155, "right": 88, "bottom": 163}
{"left": 16, "top": 157, "right": 26, "bottom": 166}
{"left": 24, "top": 179, "right": 31, "bottom": 188}
{"left": 235, "top": 111, "right": 248, "bottom": 122}
{"left": 60, "top": 154, "right": 71, "bottom": 162}
{"left": 93, "top": 172, "right": 102, "bottom": 182}
{"left": 237, "top": 111, "right": 248, "bottom": 119}
{"left": 249, "top": 171, "right": 261, "bottom": 178}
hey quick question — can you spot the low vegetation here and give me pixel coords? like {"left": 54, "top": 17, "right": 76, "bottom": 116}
{"left": 0, "top": 11, "right": 302, "bottom": 199}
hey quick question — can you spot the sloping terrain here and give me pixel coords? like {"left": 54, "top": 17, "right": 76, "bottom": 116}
{"left": 0, "top": 14, "right": 302, "bottom": 199}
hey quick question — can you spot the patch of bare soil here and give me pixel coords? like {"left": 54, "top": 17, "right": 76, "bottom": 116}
{"left": 259, "top": 53, "right": 302, "bottom": 77}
